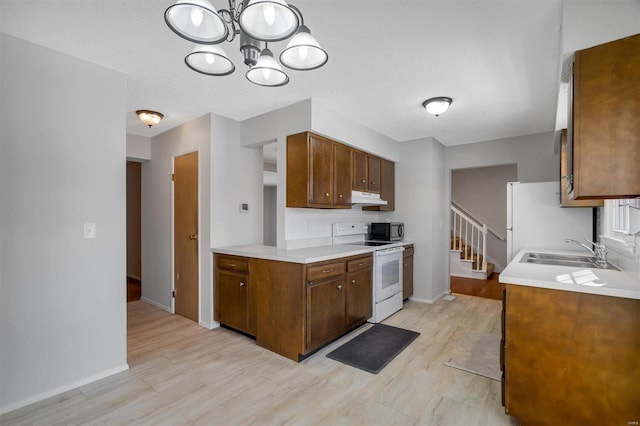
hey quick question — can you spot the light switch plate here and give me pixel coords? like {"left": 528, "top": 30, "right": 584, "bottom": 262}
{"left": 84, "top": 223, "right": 96, "bottom": 239}
{"left": 239, "top": 203, "right": 249, "bottom": 213}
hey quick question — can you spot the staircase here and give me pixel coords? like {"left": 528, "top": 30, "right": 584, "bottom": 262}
{"left": 450, "top": 205, "right": 495, "bottom": 280}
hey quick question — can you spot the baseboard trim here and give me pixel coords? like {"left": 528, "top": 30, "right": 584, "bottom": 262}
{"left": 198, "top": 320, "right": 220, "bottom": 330}
{"left": 408, "top": 290, "right": 449, "bottom": 304}
{"left": 140, "top": 297, "right": 171, "bottom": 313}
{"left": 0, "top": 363, "right": 129, "bottom": 415}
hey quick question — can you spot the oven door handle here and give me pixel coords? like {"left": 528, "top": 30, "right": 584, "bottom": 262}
{"left": 375, "top": 247, "right": 405, "bottom": 257}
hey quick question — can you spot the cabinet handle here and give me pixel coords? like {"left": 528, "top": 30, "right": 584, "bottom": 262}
{"left": 325, "top": 192, "right": 330, "bottom": 197}
{"left": 229, "top": 263, "right": 236, "bottom": 267}
{"left": 338, "top": 194, "right": 343, "bottom": 198}
{"left": 189, "top": 234, "right": 198, "bottom": 240}
{"left": 323, "top": 269, "right": 331, "bottom": 273}
{"left": 240, "top": 282, "right": 245, "bottom": 287}
{"left": 337, "top": 285, "right": 342, "bottom": 289}
{"left": 351, "top": 279, "right": 356, "bottom": 284}
{"left": 357, "top": 263, "right": 363, "bottom": 266}
{"left": 361, "top": 179, "right": 366, "bottom": 183}
{"left": 371, "top": 181, "right": 375, "bottom": 185}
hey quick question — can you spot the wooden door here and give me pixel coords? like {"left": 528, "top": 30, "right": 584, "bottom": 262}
{"left": 333, "top": 143, "right": 352, "bottom": 206}
{"left": 346, "top": 267, "right": 372, "bottom": 328}
{"left": 174, "top": 151, "right": 199, "bottom": 322}
{"left": 308, "top": 135, "right": 333, "bottom": 205}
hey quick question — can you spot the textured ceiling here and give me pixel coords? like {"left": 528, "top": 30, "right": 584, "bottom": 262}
{"left": 1, "top": 0, "right": 567, "bottom": 146}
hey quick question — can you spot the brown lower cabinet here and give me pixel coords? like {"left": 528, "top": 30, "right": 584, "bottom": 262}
{"left": 214, "top": 252, "right": 373, "bottom": 361}
{"left": 504, "top": 284, "right": 640, "bottom": 425}
{"left": 214, "top": 254, "right": 256, "bottom": 336}
{"left": 402, "top": 244, "right": 414, "bottom": 300}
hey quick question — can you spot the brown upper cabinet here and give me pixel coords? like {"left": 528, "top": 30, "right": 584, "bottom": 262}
{"left": 352, "top": 151, "right": 381, "bottom": 193}
{"left": 560, "top": 129, "right": 603, "bottom": 207}
{"left": 568, "top": 34, "right": 640, "bottom": 200}
{"left": 287, "top": 131, "right": 395, "bottom": 210}
{"left": 287, "top": 132, "right": 352, "bottom": 208}
{"left": 364, "top": 158, "right": 395, "bottom": 211}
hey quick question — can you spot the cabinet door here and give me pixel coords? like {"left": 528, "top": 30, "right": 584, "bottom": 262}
{"left": 309, "top": 135, "right": 334, "bottom": 205}
{"left": 352, "top": 151, "right": 368, "bottom": 191}
{"left": 333, "top": 143, "right": 352, "bottom": 205}
{"left": 367, "top": 156, "right": 381, "bottom": 193}
{"left": 307, "top": 276, "right": 346, "bottom": 351}
{"left": 560, "top": 130, "right": 602, "bottom": 207}
{"left": 571, "top": 34, "right": 640, "bottom": 199}
{"left": 346, "top": 267, "right": 372, "bottom": 328}
{"left": 402, "top": 254, "right": 414, "bottom": 300}
{"left": 217, "top": 271, "right": 249, "bottom": 333}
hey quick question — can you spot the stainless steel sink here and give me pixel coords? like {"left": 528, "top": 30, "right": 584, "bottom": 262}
{"left": 519, "top": 252, "right": 620, "bottom": 270}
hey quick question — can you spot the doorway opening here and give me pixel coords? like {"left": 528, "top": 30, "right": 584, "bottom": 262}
{"left": 263, "top": 142, "right": 277, "bottom": 246}
{"left": 449, "top": 164, "right": 516, "bottom": 300}
{"left": 126, "top": 161, "right": 142, "bottom": 302}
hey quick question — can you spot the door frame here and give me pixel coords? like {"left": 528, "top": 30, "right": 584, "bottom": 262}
{"left": 170, "top": 147, "right": 202, "bottom": 322}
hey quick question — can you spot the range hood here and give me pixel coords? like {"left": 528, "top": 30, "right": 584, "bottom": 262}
{"left": 351, "top": 190, "right": 388, "bottom": 206}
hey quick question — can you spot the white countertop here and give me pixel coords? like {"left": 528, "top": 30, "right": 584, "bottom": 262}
{"left": 500, "top": 248, "right": 640, "bottom": 300}
{"left": 211, "top": 241, "right": 414, "bottom": 264}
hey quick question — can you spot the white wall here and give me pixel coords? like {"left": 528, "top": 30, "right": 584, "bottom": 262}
{"left": 396, "top": 137, "right": 448, "bottom": 302}
{"left": 141, "top": 114, "right": 212, "bottom": 327}
{"left": 446, "top": 132, "right": 559, "bottom": 183}
{"left": 0, "top": 34, "right": 127, "bottom": 413}
{"left": 126, "top": 134, "right": 151, "bottom": 161}
{"left": 241, "top": 100, "right": 400, "bottom": 249}
{"left": 562, "top": 1, "right": 640, "bottom": 54}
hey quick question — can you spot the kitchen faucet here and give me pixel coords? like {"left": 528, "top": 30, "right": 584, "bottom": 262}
{"left": 564, "top": 238, "right": 608, "bottom": 267}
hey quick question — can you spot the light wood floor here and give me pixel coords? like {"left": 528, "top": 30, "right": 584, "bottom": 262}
{"left": 2, "top": 296, "right": 519, "bottom": 426}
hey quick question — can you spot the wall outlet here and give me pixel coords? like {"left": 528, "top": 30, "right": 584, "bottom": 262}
{"left": 239, "top": 203, "right": 249, "bottom": 213}
{"left": 84, "top": 223, "right": 96, "bottom": 239}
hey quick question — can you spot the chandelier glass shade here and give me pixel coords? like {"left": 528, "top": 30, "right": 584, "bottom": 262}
{"left": 185, "top": 44, "right": 235, "bottom": 75}
{"left": 164, "top": 0, "right": 327, "bottom": 86}
{"left": 279, "top": 25, "right": 328, "bottom": 70}
{"left": 423, "top": 97, "right": 453, "bottom": 117}
{"left": 164, "top": 0, "right": 228, "bottom": 44}
{"left": 246, "top": 48, "right": 289, "bottom": 86}
{"left": 239, "top": 0, "right": 299, "bottom": 41}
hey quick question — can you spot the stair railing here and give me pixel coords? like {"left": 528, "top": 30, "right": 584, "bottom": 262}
{"left": 451, "top": 205, "right": 488, "bottom": 272}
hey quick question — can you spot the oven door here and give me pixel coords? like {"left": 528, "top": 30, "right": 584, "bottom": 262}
{"left": 374, "top": 247, "right": 404, "bottom": 302}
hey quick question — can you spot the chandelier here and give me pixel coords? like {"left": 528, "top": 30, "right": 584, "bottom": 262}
{"left": 164, "top": 0, "right": 328, "bottom": 87}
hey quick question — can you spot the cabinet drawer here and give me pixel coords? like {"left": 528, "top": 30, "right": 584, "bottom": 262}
{"left": 403, "top": 245, "right": 414, "bottom": 257}
{"left": 347, "top": 256, "right": 372, "bottom": 272}
{"left": 306, "top": 261, "right": 345, "bottom": 282}
{"left": 217, "top": 256, "right": 249, "bottom": 273}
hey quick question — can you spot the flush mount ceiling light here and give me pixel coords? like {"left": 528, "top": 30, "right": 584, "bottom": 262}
{"left": 136, "top": 110, "right": 164, "bottom": 128}
{"left": 423, "top": 97, "right": 453, "bottom": 117}
{"left": 164, "top": 0, "right": 328, "bottom": 87}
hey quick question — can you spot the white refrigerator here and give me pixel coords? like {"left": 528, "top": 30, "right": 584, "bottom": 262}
{"left": 506, "top": 182, "right": 593, "bottom": 262}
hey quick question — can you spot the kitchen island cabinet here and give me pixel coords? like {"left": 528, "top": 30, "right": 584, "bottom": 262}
{"left": 214, "top": 254, "right": 256, "bottom": 336}
{"left": 214, "top": 250, "right": 374, "bottom": 361}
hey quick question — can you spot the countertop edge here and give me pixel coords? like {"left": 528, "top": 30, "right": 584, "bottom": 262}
{"left": 211, "top": 241, "right": 415, "bottom": 264}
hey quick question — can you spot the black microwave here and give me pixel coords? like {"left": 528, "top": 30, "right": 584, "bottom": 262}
{"left": 369, "top": 222, "right": 404, "bottom": 241}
